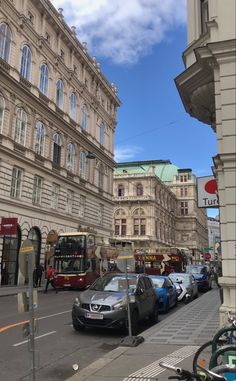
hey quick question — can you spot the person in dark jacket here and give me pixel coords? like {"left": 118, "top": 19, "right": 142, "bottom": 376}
{"left": 36, "top": 264, "right": 44, "bottom": 287}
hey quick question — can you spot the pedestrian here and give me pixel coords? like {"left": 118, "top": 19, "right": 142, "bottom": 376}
{"left": 33, "top": 267, "right": 37, "bottom": 288}
{"left": 44, "top": 265, "right": 57, "bottom": 293}
{"left": 211, "top": 266, "right": 220, "bottom": 288}
{"left": 36, "top": 263, "right": 44, "bottom": 287}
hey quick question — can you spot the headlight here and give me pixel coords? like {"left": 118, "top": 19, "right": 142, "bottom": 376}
{"left": 74, "top": 297, "right": 81, "bottom": 306}
{"left": 113, "top": 298, "right": 127, "bottom": 310}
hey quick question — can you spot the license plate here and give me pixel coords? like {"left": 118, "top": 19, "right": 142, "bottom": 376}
{"left": 63, "top": 284, "right": 70, "bottom": 287}
{"left": 85, "top": 312, "right": 103, "bottom": 320}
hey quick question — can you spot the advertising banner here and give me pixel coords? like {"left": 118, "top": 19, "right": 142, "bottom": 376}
{"left": 0, "top": 217, "right": 18, "bottom": 235}
{"left": 197, "top": 176, "right": 219, "bottom": 208}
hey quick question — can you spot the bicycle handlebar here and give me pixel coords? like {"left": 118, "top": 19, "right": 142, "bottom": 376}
{"left": 159, "top": 362, "right": 227, "bottom": 381}
{"left": 159, "top": 362, "right": 182, "bottom": 374}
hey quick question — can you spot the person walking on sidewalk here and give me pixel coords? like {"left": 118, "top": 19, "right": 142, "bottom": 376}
{"left": 44, "top": 265, "right": 57, "bottom": 293}
{"left": 35, "top": 263, "right": 44, "bottom": 287}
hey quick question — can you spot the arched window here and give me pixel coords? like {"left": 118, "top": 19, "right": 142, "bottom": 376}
{"left": 69, "top": 92, "right": 77, "bottom": 121}
{"left": 67, "top": 143, "right": 75, "bottom": 172}
{"left": 118, "top": 184, "right": 124, "bottom": 197}
{"left": 39, "top": 64, "right": 49, "bottom": 96}
{"left": 56, "top": 79, "right": 64, "bottom": 109}
{"left": 136, "top": 183, "right": 143, "bottom": 196}
{"left": 0, "top": 94, "right": 5, "bottom": 133}
{"left": 79, "top": 151, "right": 86, "bottom": 179}
{"left": 82, "top": 104, "right": 88, "bottom": 130}
{"left": 98, "top": 164, "right": 104, "bottom": 190}
{"left": 35, "top": 121, "right": 45, "bottom": 156}
{"left": 52, "top": 132, "right": 61, "bottom": 166}
{"left": 15, "top": 108, "right": 27, "bottom": 145}
{"left": 99, "top": 122, "right": 105, "bottom": 145}
{"left": 20, "top": 45, "right": 32, "bottom": 80}
{"left": 0, "top": 23, "right": 11, "bottom": 62}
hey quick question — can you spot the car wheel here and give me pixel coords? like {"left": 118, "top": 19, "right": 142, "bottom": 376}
{"left": 72, "top": 319, "right": 85, "bottom": 331}
{"left": 130, "top": 309, "right": 139, "bottom": 336}
{"left": 149, "top": 302, "right": 159, "bottom": 324}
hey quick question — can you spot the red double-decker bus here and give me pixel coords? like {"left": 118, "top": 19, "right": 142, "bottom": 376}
{"left": 53, "top": 232, "right": 134, "bottom": 289}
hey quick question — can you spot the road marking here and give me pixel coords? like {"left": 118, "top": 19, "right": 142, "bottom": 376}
{"left": 13, "top": 331, "right": 57, "bottom": 347}
{"left": 0, "top": 310, "right": 71, "bottom": 333}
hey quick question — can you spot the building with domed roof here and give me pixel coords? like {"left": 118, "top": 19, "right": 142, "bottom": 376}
{"left": 113, "top": 160, "right": 208, "bottom": 270}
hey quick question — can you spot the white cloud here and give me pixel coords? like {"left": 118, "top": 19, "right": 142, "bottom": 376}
{"left": 51, "top": 0, "right": 186, "bottom": 64}
{"left": 114, "top": 145, "right": 142, "bottom": 162}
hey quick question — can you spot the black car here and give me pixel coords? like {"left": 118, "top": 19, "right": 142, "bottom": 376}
{"left": 185, "top": 265, "right": 212, "bottom": 291}
{"left": 72, "top": 272, "right": 159, "bottom": 334}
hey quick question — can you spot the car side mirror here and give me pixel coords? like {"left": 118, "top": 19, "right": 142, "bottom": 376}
{"left": 136, "top": 288, "right": 144, "bottom": 296}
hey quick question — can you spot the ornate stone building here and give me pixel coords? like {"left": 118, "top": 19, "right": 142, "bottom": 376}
{"left": 0, "top": 0, "right": 120, "bottom": 285}
{"left": 175, "top": 0, "right": 236, "bottom": 319}
{"left": 113, "top": 161, "right": 208, "bottom": 271}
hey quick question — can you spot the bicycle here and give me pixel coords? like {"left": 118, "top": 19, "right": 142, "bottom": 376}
{"left": 159, "top": 361, "right": 231, "bottom": 380}
{"left": 193, "top": 311, "right": 236, "bottom": 373}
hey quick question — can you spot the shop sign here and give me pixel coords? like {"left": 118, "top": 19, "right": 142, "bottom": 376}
{"left": 135, "top": 254, "right": 163, "bottom": 262}
{"left": 197, "top": 176, "right": 218, "bottom": 208}
{"left": 0, "top": 217, "right": 18, "bottom": 235}
{"left": 169, "top": 255, "right": 181, "bottom": 262}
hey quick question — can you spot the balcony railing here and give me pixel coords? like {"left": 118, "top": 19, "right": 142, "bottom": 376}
{"left": 113, "top": 195, "right": 152, "bottom": 201}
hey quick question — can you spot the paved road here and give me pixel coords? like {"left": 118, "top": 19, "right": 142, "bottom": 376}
{"left": 0, "top": 289, "right": 189, "bottom": 381}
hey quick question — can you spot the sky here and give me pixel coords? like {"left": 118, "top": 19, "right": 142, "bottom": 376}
{"left": 52, "top": 0, "right": 218, "bottom": 218}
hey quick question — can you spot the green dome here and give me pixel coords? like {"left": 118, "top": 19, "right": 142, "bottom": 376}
{"left": 115, "top": 160, "right": 179, "bottom": 183}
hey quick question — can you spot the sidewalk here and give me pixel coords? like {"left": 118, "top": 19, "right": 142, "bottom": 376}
{"left": 66, "top": 288, "right": 221, "bottom": 381}
{"left": 0, "top": 284, "right": 45, "bottom": 297}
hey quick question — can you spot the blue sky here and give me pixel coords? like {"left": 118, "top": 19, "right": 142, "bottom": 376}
{"left": 52, "top": 0, "right": 218, "bottom": 217}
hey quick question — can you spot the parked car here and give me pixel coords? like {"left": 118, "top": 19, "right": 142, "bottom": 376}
{"left": 72, "top": 272, "right": 159, "bottom": 334}
{"left": 169, "top": 273, "right": 198, "bottom": 303}
{"left": 148, "top": 275, "right": 178, "bottom": 312}
{"left": 185, "top": 265, "right": 212, "bottom": 291}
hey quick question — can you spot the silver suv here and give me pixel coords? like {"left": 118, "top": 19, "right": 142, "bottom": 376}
{"left": 72, "top": 272, "right": 159, "bottom": 334}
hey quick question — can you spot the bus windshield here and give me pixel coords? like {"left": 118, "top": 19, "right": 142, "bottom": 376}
{"left": 56, "top": 235, "right": 86, "bottom": 255}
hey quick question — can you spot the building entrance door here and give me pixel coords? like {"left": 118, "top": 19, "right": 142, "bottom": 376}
{"left": 1, "top": 227, "right": 21, "bottom": 285}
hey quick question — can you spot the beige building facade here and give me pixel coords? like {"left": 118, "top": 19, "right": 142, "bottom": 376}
{"left": 113, "top": 161, "right": 208, "bottom": 271}
{"left": 175, "top": 0, "right": 236, "bottom": 319}
{"left": 0, "top": 0, "right": 120, "bottom": 285}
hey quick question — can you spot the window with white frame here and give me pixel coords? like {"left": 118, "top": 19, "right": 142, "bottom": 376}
{"left": 69, "top": 92, "right": 77, "bottom": 121}
{"left": 52, "top": 132, "right": 61, "bottom": 166}
{"left": 133, "top": 218, "right": 146, "bottom": 236}
{"left": 200, "top": 0, "right": 209, "bottom": 34}
{"left": 180, "top": 201, "right": 188, "bottom": 215}
{"left": 115, "top": 218, "right": 126, "bottom": 236}
{"left": 180, "top": 174, "right": 188, "bottom": 182}
{"left": 67, "top": 143, "right": 75, "bottom": 172}
{"left": 180, "top": 187, "right": 188, "bottom": 197}
{"left": 79, "top": 151, "right": 86, "bottom": 179}
{"left": 0, "top": 23, "right": 11, "bottom": 62}
{"left": 79, "top": 195, "right": 86, "bottom": 217}
{"left": 136, "top": 183, "right": 143, "bottom": 196}
{"left": 56, "top": 79, "right": 64, "bottom": 109}
{"left": 82, "top": 104, "right": 88, "bottom": 130}
{"left": 10, "top": 167, "right": 22, "bottom": 199}
{"left": 20, "top": 45, "right": 32, "bottom": 80}
{"left": 51, "top": 183, "right": 60, "bottom": 209}
{"left": 66, "top": 189, "right": 74, "bottom": 214}
{"left": 35, "top": 121, "right": 45, "bottom": 156}
{"left": 39, "top": 64, "right": 49, "bottom": 96}
{"left": 118, "top": 184, "right": 124, "bottom": 197}
{"left": 99, "top": 122, "right": 105, "bottom": 145}
{"left": 32, "top": 175, "right": 42, "bottom": 205}
{"left": 0, "top": 94, "right": 5, "bottom": 133}
{"left": 15, "top": 108, "right": 27, "bottom": 145}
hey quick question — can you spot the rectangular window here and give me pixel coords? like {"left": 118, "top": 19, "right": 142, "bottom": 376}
{"left": 115, "top": 218, "right": 126, "bottom": 236}
{"left": 180, "top": 187, "right": 188, "bottom": 197}
{"left": 10, "top": 167, "right": 22, "bottom": 199}
{"left": 180, "top": 175, "right": 188, "bottom": 182}
{"left": 66, "top": 190, "right": 74, "bottom": 214}
{"left": 32, "top": 176, "right": 42, "bottom": 205}
{"left": 51, "top": 183, "right": 60, "bottom": 209}
{"left": 133, "top": 218, "right": 146, "bottom": 236}
{"left": 180, "top": 201, "right": 188, "bottom": 215}
{"left": 201, "top": 0, "right": 209, "bottom": 34}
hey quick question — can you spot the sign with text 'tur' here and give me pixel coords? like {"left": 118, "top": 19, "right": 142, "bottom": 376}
{"left": 197, "top": 176, "right": 219, "bottom": 208}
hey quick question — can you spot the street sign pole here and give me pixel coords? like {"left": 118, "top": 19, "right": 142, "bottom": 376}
{"left": 124, "top": 258, "right": 132, "bottom": 337}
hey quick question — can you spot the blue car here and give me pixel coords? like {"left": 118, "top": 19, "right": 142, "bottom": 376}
{"left": 186, "top": 265, "right": 212, "bottom": 291}
{"left": 148, "top": 275, "right": 178, "bottom": 312}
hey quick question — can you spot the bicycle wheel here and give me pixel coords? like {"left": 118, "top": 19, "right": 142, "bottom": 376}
{"left": 193, "top": 341, "right": 213, "bottom": 373}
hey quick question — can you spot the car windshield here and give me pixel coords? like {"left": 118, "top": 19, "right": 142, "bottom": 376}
{"left": 169, "top": 274, "right": 190, "bottom": 285}
{"left": 89, "top": 274, "right": 138, "bottom": 292}
{"left": 186, "top": 265, "right": 206, "bottom": 274}
{"left": 150, "top": 277, "right": 164, "bottom": 288}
